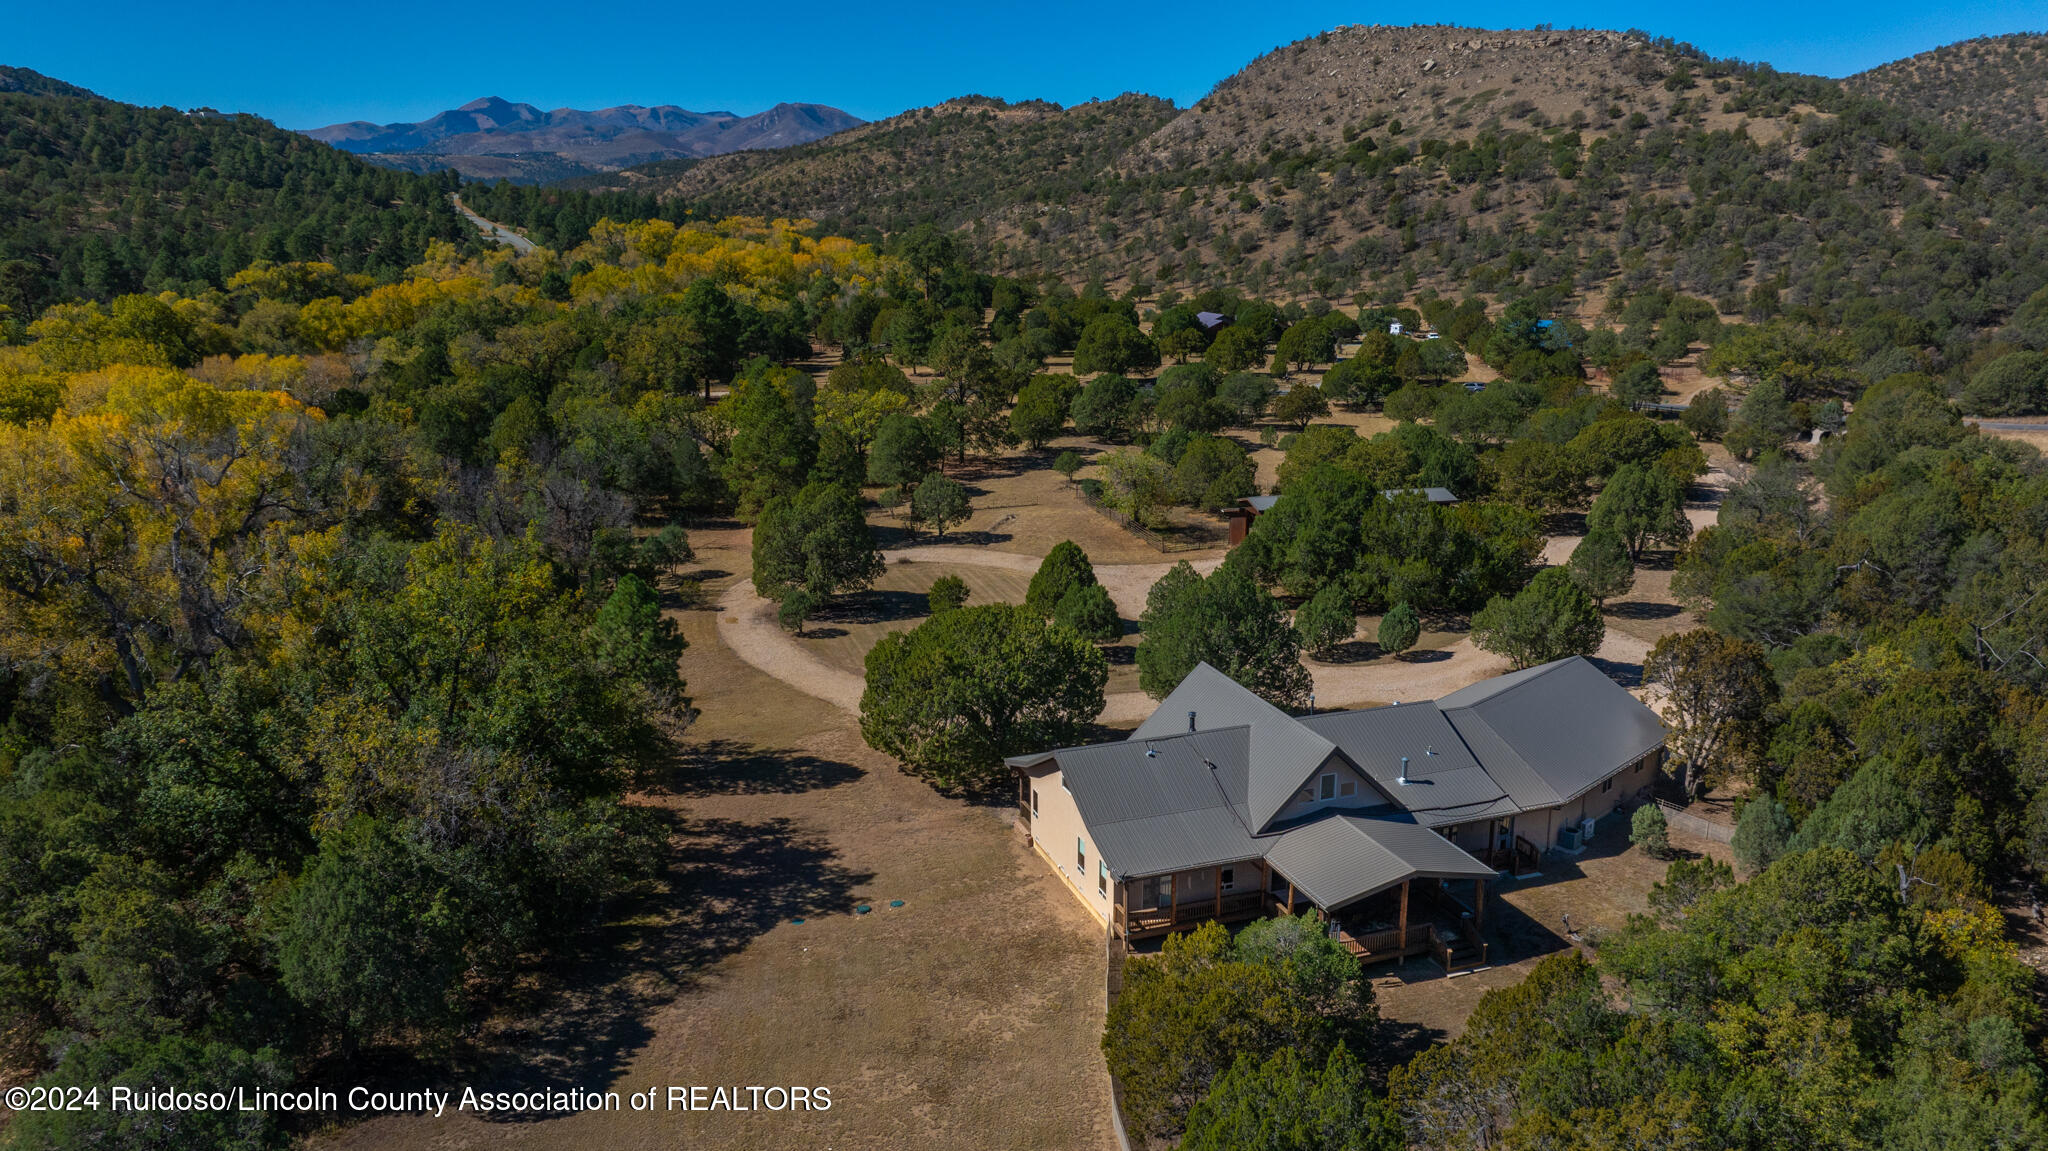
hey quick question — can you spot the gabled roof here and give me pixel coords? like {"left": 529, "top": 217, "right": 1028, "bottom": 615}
{"left": 1265, "top": 815, "right": 1498, "bottom": 910}
{"left": 1133, "top": 663, "right": 1336, "bottom": 833}
{"left": 1046, "top": 725, "right": 1257, "bottom": 879}
{"left": 1437, "top": 656, "right": 1667, "bottom": 805}
{"left": 1384, "top": 486, "right": 1460, "bottom": 504}
{"left": 1299, "top": 704, "right": 1507, "bottom": 827}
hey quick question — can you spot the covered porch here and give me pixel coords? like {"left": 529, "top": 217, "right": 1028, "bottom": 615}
{"left": 1115, "top": 859, "right": 1287, "bottom": 941}
{"left": 1326, "top": 875, "right": 1490, "bottom": 973}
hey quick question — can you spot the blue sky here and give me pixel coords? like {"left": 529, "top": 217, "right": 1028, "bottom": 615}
{"left": 10, "top": 0, "right": 2047, "bottom": 128}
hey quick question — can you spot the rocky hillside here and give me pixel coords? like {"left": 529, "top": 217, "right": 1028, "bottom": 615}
{"left": 1848, "top": 33, "right": 2048, "bottom": 161}
{"left": 616, "top": 25, "right": 2046, "bottom": 356}
{"left": 306, "top": 96, "right": 862, "bottom": 184}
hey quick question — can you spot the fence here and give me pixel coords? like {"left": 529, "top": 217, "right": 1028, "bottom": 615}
{"left": 1656, "top": 799, "right": 1734, "bottom": 844}
{"left": 1075, "top": 482, "right": 1217, "bottom": 554}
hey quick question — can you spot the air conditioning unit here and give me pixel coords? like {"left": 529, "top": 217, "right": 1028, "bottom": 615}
{"left": 1556, "top": 825, "right": 1583, "bottom": 852}
{"left": 1581, "top": 815, "right": 1597, "bottom": 842}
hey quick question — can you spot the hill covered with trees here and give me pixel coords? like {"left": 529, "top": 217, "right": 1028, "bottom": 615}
{"left": 0, "top": 72, "right": 474, "bottom": 312}
{"left": 1850, "top": 33, "right": 2048, "bottom": 162}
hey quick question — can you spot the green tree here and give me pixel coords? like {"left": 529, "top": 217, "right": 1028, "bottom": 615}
{"left": 1611, "top": 359, "right": 1665, "bottom": 406}
{"left": 1958, "top": 350, "right": 2048, "bottom": 416}
{"left": 1566, "top": 528, "right": 1635, "bottom": 607}
{"left": 910, "top": 470, "right": 971, "bottom": 538}
{"left": 1138, "top": 565, "right": 1311, "bottom": 708}
{"left": 1070, "top": 372, "right": 1142, "bottom": 440}
{"left": 867, "top": 412, "right": 941, "bottom": 487}
{"left": 1072, "top": 315, "right": 1160, "bottom": 376}
{"left": 1205, "top": 325, "right": 1265, "bottom": 372}
{"left": 1052, "top": 449, "right": 1084, "bottom": 479}
{"left": 1640, "top": 629, "right": 1776, "bottom": 798}
{"left": 1293, "top": 583, "right": 1357, "bottom": 658}
{"left": 1054, "top": 582, "right": 1121, "bottom": 644}
{"left": 1026, "top": 540, "right": 1100, "bottom": 616}
{"left": 927, "top": 573, "right": 969, "bottom": 615}
{"left": 1009, "top": 373, "right": 1074, "bottom": 448}
{"left": 1682, "top": 387, "right": 1730, "bottom": 441}
{"left": 591, "top": 573, "right": 689, "bottom": 711}
{"left": 1630, "top": 804, "right": 1671, "bottom": 859}
{"left": 1273, "top": 385, "right": 1331, "bottom": 431}
{"left": 859, "top": 604, "right": 1107, "bottom": 789}
{"left": 1726, "top": 378, "right": 1801, "bottom": 460}
{"left": 1469, "top": 568, "right": 1604, "bottom": 670}
{"left": 1377, "top": 601, "right": 1421, "bottom": 657}
{"left": 752, "top": 481, "right": 885, "bottom": 604}
{"left": 1587, "top": 463, "right": 1692, "bottom": 559}
{"left": 1181, "top": 1047, "right": 1404, "bottom": 1151}
{"left": 1174, "top": 435, "right": 1256, "bottom": 509}
{"left": 1732, "top": 796, "right": 1795, "bottom": 873}
{"left": 723, "top": 370, "right": 816, "bottom": 518}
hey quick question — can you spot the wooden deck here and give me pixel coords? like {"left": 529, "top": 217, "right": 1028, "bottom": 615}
{"left": 1121, "top": 891, "right": 1276, "bottom": 940}
{"left": 1337, "top": 922, "right": 1488, "bottom": 972}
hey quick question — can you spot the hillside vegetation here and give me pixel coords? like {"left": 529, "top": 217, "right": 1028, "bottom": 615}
{"left": 616, "top": 26, "right": 2048, "bottom": 364}
{"left": 1850, "top": 32, "right": 2048, "bottom": 161}
{"left": 0, "top": 77, "right": 473, "bottom": 311}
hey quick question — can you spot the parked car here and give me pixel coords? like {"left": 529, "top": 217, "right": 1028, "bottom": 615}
{"left": 1462, "top": 380, "right": 1486, "bottom": 392}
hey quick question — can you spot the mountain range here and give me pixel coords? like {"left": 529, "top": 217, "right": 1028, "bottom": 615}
{"left": 304, "top": 96, "right": 863, "bottom": 183}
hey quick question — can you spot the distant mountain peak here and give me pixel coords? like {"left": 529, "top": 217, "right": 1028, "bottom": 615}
{"left": 301, "top": 95, "right": 862, "bottom": 184}
{"left": 0, "top": 65, "right": 101, "bottom": 100}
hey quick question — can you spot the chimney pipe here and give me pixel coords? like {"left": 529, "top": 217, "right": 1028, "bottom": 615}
{"left": 1398, "top": 756, "right": 1411, "bottom": 786}
{"left": 1188, "top": 710, "right": 1197, "bottom": 733}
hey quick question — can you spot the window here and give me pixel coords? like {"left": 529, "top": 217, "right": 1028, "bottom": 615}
{"left": 1319, "top": 774, "right": 1336, "bottom": 800}
{"left": 1077, "top": 838, "right": 1086, "bottom": 871}
{"left": 1220, "top": 867, "right": 1235, "bottom": 890}
{"left": 1099, "top": 860, "right": 1108, "bottom": 895}
{"left": 1340, "top": 780, "right": 1356, "bottom": 798}
{"left": 1031, "top": 788, "right": 1040, "bottom": 816}
{"left": 1602, "top": 778, "right": 1613, "bottom": 793}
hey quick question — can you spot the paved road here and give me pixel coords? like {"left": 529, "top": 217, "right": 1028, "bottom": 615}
{"left": 451, "top": 194, "right": 536, "bottom": 254}
{"left": 1969, "top": 419, "right": 2048, "bottom": 433}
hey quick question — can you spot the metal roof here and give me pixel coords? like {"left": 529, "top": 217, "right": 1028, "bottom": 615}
{"left": 1299, "top": 705, "right": 1507, "bottom": 823}
{"left": 1265, "top": 815, "right": 1499, "bottom": 910}
{"left": 1383, "top": 487, "right": 1460, "bottom": 504}
{"left": 1238, "top": 494, "right": 1281, "bottom": 512}
{"left": 1053, "top": 726, "right": 1258, "bottom": 878}
{"left": 1437, "top": 657, "right": 1666, "bottom": 804}
{"left": 1132, "top": 663, "right": 1337, "bottom": 834}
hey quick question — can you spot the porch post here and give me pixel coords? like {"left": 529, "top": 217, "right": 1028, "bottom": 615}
{"left": 1397, "top": 880, "right": 1410, "bottom": 950}
{"left": 1169, "top": 873, "right": 1179, "bottom": 927}
{"left": 1474, "top": 877, "right": 1486, "bottom": 930}
{"left": 1286, "top": 879, "right": 1296, "bottom": 914}
{"left": 1259, "top": 860, "right": 1271, "bottom": 915}
{"left": 1213, "top": 865, "right": 1223, "bottom": 920}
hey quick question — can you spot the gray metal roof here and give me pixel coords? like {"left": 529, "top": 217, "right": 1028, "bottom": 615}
{"left": 1437, "top": 657, "right": 1666, "bottom": 805}
{"left": 1132, "top": 663, "right": 1336, "bottom": 834}
{"left": 1299, "top": 705, "right": 1508, "bottom": 826}
{"left": 1383, "top": 487, "right": 1460, "bottom": 504}
{"left": 1055, "top": 726, "right": 1256, "bottom": 878}
{"left": 1237, "top": 494, "right": 1281, "bottom": 512}
{"left": 1265, "top": 815, "right": 1499, "bottom": 910}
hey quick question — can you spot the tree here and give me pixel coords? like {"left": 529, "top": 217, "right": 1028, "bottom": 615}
{"left": 1726, "top": 378, "right": 1801, "bottom": 460}
{"left": 1072, "top": 316, "right": 1160, "bottom": 376}
{"left": 927, "top": 573, "right": 969, "bottom": 615}
{"left": 1273, "top": 385, "right": 1331, "bottom": 431}
{"left": 1026, "top": 540, "right": 1100, "bottom": 617}
{"left": 859, "top": 604, "right": 1107, "bottom": 790}
{"left": 1205, "top": 325, "right": 1265, "bottom": 372}
{"left": 1732, "top": 796, "right": 1794, "bottom": 873}
{"left": 867, "top": 412, "right": 941, "bottom": 487}
{"left": 1052, "top": 449, "right": 1084, "bottom": 480}
{"left": 1377, "top": 601, "right": 1421, "bottom": 657}
{"left": 1070, "top": 373, "right": 1141, "bottom": 440}
{"left": 1611, "top": 359, "right": 1665, "bottom": 406}
{"left": 1053, "top": 582, "right": 1121, "bottom": 644}
{"left": 1010, "top": 373, "right": 1073, "bottom": 448}
{"left": 1138, "top": 565, "right": 1312, "bottom": 708}
{"left": 1469, "top": 568, "right": 1604, "bottom": 670}
{"left": 1683, "top": 387, "right": 1730, "bottom": 441}
{"left": 777, "top": 587, "right": 822, "bottom": 634}
{"left": 910, "top": 471, "right": 971, "bottom": 538}
{"left": 1640, "top": 629, "right": 1776, "bottom": 798}
{"left": 1098, "top": 449, "right": 1177, "bottom": 527}
{"left": 1587, "top": 463, "right": 1692, "bottom": 559}
{"left": 723, "top": 369, "right": 816, "bottom": 517}
{"left": 591, "top": 573, "right": 689, "bottom": 712}
{"left": 1181, "top": 1047, "right": 1405, "bottom": 1151}
{"left": 1174, "top": 435, "right": 1256, "bottom": 509}
{"left": 1565, "top": 528, "right": 1635, "bottom": 607}
{"left": 1958, "top": 350, "right": 2048, "bottom": 416}
{"left": 752, "top": 481, "right": 885, "bottom": 604}
{"left": 677, "top": 279, "right": 742, "bottom": 396}
{"left": 1630, "top": 804, "right": 1671, "bottom": 859}
{"left": 1293, "top": 583, "right": 1357, "bottom": 658}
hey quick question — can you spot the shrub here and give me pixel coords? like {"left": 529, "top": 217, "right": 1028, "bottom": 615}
{"left": 1631, "top": 804, "right": 1671, "bottom": 859}
{"left": 928, "top": 574, "right": 969, "bottom": 615}
{"left": 1052, "top": 449, "right": 1084, "bottom": 478}
{"left": 1293, "top": 583, "right": 1357, "bottom": 658}
{"left": 1377, "top": 601, "right": 1421, "bottom": 656}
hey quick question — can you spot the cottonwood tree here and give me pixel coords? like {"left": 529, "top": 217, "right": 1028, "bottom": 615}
{"left": 1640, "top": 628, "right": 1776, "bottom": 798}
{"left": 859, "top": 603, "right": 1106, "bottom": 790}
{"left": 1470, "top": 569, "right": 1604, "bottom": 670}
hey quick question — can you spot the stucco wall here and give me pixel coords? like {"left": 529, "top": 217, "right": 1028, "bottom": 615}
{"left": 1022, "top": 764, "right": 1112, "bottom": 924}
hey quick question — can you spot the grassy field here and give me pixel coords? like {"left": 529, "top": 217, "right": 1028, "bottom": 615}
{"left": 313, "top": 526, "right": 1116, "bottom": 1151}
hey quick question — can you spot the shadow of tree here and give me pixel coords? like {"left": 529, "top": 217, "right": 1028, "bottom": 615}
{"left": 814, "top": 588, "right": 930, "bottom": 626}
{"left": 1606, "top": 599, "right": 1681, "bottom": 620}
{"left": 1312, "top": 638, "right": 1385, "bottom": 665}
{"left": 323, "top": 811, "right": 871, "bottom": 1125}
{"left": 1587, "top": 654, "right": 1643, "bottom": 687}
{"left": 641, "top": 738, "right": 867, "bottom": 798}
{"left": 1397, "top": 648, "right": 1454, "bottom": 664}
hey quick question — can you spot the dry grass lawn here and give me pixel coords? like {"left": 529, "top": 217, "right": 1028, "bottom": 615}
{"left": 312, "top": 527, "right": 1115, "bottom": 1151}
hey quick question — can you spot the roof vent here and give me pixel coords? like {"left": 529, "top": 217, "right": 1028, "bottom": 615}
{"left": 1425, "top": 744, "right": 1436, "bottom": 757}
{"left": 1397, "top": 755, "right": 1412, "bottom": 786}
{"left": 1144, "top": 741, "right": 1158, "bottom": 758}
{"left": 1188, "top": 710, "right": 1197, "bottom": 733}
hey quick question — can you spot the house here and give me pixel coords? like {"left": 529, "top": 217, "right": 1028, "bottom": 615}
{"left": 1222, "top": 489, "right": 1459, "bottom": 547}
{"left": 1194, "top": 311, "right": 1232, "bottom": 334}
{"left": 1007, "top": 657, "right": 1665, "bottom": 967}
